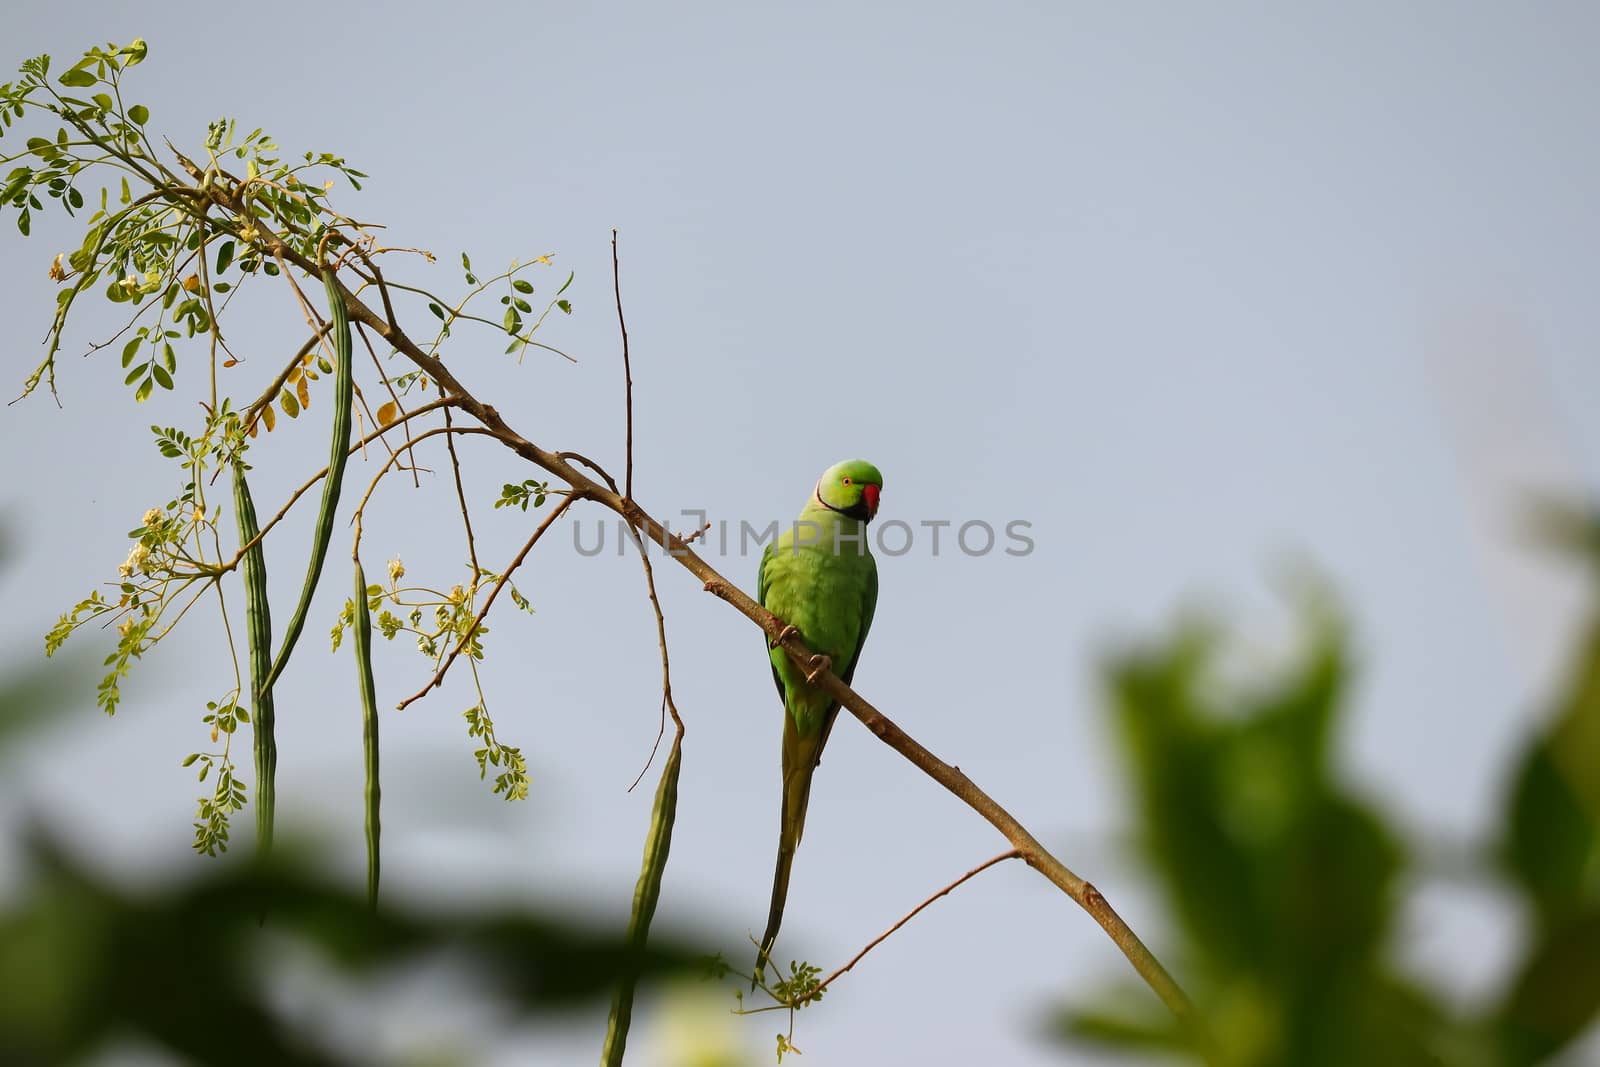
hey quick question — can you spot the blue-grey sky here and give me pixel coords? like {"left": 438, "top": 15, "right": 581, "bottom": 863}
{"left": 3, "top": 3, "right": 1598, "bottom": 1064}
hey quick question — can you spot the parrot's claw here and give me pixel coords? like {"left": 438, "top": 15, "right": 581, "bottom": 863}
{"left": 769, "top": 624, "right": 799, "bottom": 650}
{"left": 804, "top": 653, "right": 833, "bottom": 684}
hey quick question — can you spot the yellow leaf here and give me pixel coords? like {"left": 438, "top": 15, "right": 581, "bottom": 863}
{"left": 286, "top": 365, "right": 302, "bottom": 384}
{"left": 247, "top": 419, "right": 258, "bottom": 438}
{"left": 182, "top": 273, "right": 201, "bottom": 292}
{"left": 296, "top": 375, "right": 311, "bottom": 410}
{"left": 261, "top": 405, "right": 276, "bottom": 432}
{"left": 222, "top": 358, "right": 239, "bottom": 368}
{"left": 376, "top": 401, "right": 398, "bottom": 427}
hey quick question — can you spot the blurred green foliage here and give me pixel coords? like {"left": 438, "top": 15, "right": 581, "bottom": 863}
{"left": 1056, "top": 542, "right": 1600, "bottom": 1065}
{"left": 0, "top": 666, "right": 707, "bottom": 1067}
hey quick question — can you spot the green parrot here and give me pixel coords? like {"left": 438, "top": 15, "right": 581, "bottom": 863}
{"left": 754, "top": 458, "right": 883, "bottom": 982}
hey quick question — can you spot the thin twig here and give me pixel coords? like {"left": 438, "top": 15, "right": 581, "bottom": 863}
{"left": 350, "top": 425, "right": 497, "bottom": 551}
{"left": 443, "top": 400, "right": 480, "bottom": 576}
{"left": 558, "top": 451, "right": 619, "bottom": 495}
{"left": 220, "top": 397, "right": 460, "bottom": 572}
{"left": 612, "top": 229, "right": 633, "bottom": 500}
{"left": 395, "top": 493, "right": 577, "bottom": 711}
{"left": 192, "top": 206, "right": 231, "bottom": 413}
{"left": 804, "top": 850, "right": 1022, "bottom": 1003}
{"left": 352, "top": 319, "right": 414, "bottom": 482}
{"left": 272, "top": 248, "right": 335, "bottom": 361}
{"left": 242, "top": 325, "right": 330, "bottom": 433}
{"left": 612, "top": 236, "right": 683, "bottom": 792}
{"left": 622, "top": 489, "right": 685, "bottom": 794}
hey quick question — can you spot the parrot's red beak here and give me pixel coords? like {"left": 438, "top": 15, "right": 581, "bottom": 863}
{"left": 862, "top": 483, "right": 880, "bottom": 518}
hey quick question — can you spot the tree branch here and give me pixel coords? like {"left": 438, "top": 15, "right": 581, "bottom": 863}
{"left": 185, "top": 191, "right": 1202, "bottom": 1042}
{"left": 394, "top": 493, "right": 578, "bottom": 711}
{"left": 442, "top": 401, "right": 479, "bottom": 576}
{"left": 804, "top": 849, "right": 1022, "bottom": 1003}
{"left": 612, "top": 228, "right": 634, "bottom": 500}
{"left": 216, "top": 396, "right": 460, "bottom": 575}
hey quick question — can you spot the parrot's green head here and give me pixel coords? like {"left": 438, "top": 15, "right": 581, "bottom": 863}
{"left": 815, "top": 459, "right": 883, "bottom": 522}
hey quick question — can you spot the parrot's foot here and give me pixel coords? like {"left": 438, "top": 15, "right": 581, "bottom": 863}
{"left": 804, "top": 653, "right": 833, "bottom": 684}
{"left": 769, "top": 624, "right": 799, "bottom": 650}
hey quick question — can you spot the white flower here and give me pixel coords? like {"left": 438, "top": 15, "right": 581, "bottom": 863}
{"left": 119, "top": 543, "right": 150, "bottom": 578}
{"left": 387, "top": 557, "right": 405, "bottom": 583}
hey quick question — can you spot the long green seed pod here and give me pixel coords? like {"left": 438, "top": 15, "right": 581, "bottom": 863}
{"left": 264, "top": 267, "right": 354, "bottom": 690}
{"left": 351, "top": 559, "right": 381, "bottom": 909}
{"left": 600, "top": 735, "right": 682, "bottom": 1067}
{"left": 233, "top": 463, "right": 276, "bottom": 854}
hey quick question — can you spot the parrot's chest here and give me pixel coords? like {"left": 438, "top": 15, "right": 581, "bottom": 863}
{"left": 762, "top": 545, "right": 872, "bottom": 668}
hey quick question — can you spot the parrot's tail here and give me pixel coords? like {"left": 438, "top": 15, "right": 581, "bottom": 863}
{"left": 753, "top": 728, "right": 819, "bottom": 988}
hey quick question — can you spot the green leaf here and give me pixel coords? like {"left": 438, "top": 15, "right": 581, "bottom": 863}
{"left": 58, "top": 68, "right": 97, "bottom": 88}
{"left": 512, "top": 279, "right": 534, "bottom": 294}
{"left": 151, "top": 365, "right": 173, "bottom": 390}
{"left": 1, "top": 168, "right": 31, "bottom": 205}
{"left": 1496, "top": 907, "right": 1600, "bottom": 1064}
{"left": 134, "top": 377, "right": 153, "bottom": 403}
{"left": 128, "top": 104, "right": 149, "bottom": 126}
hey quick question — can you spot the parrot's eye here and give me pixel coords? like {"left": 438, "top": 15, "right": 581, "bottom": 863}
{"left": 842, "top": 477, "right": 852, "bottom": 485}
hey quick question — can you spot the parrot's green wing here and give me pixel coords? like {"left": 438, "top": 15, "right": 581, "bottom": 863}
{"left": 757, "top": 540, "right": 878, "bottom": 703}
{"left": 758, "top": 538, "right": 782, "bottom": 698}
{"left": 810, "top": 554, "right": 876, "bottom": 757}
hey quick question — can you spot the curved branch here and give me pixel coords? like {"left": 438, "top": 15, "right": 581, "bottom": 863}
{"left": 349, "top": 425, "right": 497, "bottom": 546}
{"left": 188, "top": 202, "right": 1202, "bottom": 1042}
{"left": 216, "top": 397, "right": 460, "bottom": 574}
{"left": 805, "top": 849, "right": 1021, "bottom": 1003}
{"left": 394, "top": 492, "right": 578, "bottom": 711}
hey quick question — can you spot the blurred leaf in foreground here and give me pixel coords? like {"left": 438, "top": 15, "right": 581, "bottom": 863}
{"left": 1054, "top": 587, "right": 1457, "bottom": 1066}
{"left": 0, "top": 830, "right": 709, "bottom": 1066}
{"left": 1493, "top": 504, "right": 1600, "bottom": 1064}
{"left": 0, "top": 632, "right": 707, "bottom": 1066}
